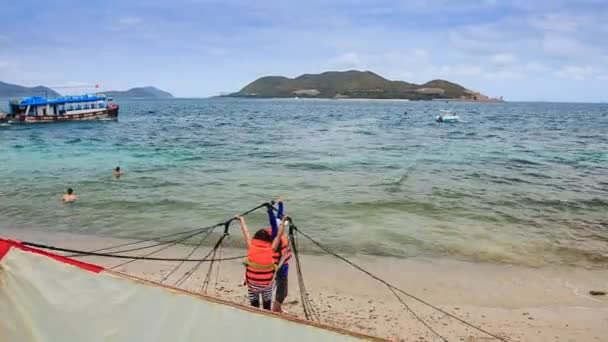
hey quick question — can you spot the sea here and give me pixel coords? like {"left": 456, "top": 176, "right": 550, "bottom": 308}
{"left": 1, "top": 98, "right": 607, "bottom": 268}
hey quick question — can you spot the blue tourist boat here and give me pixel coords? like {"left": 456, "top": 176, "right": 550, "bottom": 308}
{"left": 2, "top": 94, "right": 118, "bottom": 123}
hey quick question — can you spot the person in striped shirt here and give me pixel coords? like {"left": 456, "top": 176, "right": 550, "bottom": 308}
{"left": 237, "top": 213, "right": 288, "bottom": 310}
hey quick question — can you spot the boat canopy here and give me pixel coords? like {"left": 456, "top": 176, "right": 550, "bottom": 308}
{"left": 12, "top": 94, "right": 107, "bottom": 107}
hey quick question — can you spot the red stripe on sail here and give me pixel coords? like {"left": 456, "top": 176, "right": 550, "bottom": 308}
{"left": 0, "top": 239, "right": 104, "bottom": 273}
{"left": 0, "top": 240, "right": 11, "bottom": 260}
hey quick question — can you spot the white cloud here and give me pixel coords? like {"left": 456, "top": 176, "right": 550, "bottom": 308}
{"left": 119, "top": 16, "right": 142, "bottom": 27}
{"left": 596, "top": 74, "right": 608, "bottom": 81}
{"left": 328, "top": 52, "right": 363, "bottom": 69}
{"left": 105, "top": 16, "right": 143, "bottom": 31}
{"left": 529, "top": 14, "right": 579, "bottom": 32}
{"left": 400, "top": 71, "right": 414, "bottom": 79}
{"left": 49, "top": 81, "right": 91, "bottom": 88}
{"left": 413, "top": 49, "right": 428, "bottom": 59}
{"left": 555, "top": 65, "right": 593, "bottom": 80}
{"left": 542, "top": 36, "right": 595, "bottom": 59}
{"left": 490, "top": 53, "right": 517, "bottom": 65}
{"left": 484, "top": 70, "right": 525, "bottom": 80}
{"left": 0, "top": 59, "right": 21, "bottom": 80}
{"left": 2, "top": 0, "right": 607, "bottom": 100}
{"left": 206, "top": 47, "right": 228, "bottom": 56}
{"left": 429, "top": 64, "right": 483, "bottom": 77}
{"left": 524, "top": 61, "right": 550, "bottom": 73}
{"left": 0, "top": 60, "right": 13, "bottom": 69}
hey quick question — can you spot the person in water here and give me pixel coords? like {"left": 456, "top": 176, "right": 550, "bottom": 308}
{"left": 267, "top": 198, "right": 292, "bottom": 313}
{"left": 62, "top": 188, "right": 77, "bottom": 202}
{"left": 238, "top": 214, "right": 288, "bottom": 311}
{"left": 113, "top": 166, "right": 123, "bottom": 178}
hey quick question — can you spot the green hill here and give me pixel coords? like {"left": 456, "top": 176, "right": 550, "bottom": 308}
{"left": 228, "top": 70, "right": 480, "bottom": 100}
{"left": 0, "top": 82, "right": 173, "bottom": 100}
{"left": 0, "top": 81, "right": 60, "bottom": 98}
{"left": 104, "top": 87, "right": 173, "bottom": 99}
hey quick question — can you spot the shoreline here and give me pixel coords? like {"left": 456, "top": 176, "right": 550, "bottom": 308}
{"left": 1, "top": 227, "right": 606, "bottom": 341}
{"left": 217, "top": 96, "right": 505, "bottom": 103}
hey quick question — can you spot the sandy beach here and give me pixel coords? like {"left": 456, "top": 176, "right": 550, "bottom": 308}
{"left": 1, "top": 227, "right": 606, "bottom": 342}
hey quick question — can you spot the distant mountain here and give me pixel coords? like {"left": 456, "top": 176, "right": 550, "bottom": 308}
{"left": 0, "top": 82, "right": 174, "bottom": 100}
{"left": 227, "top": 70, "right": 499, "bottom": 101}
{"left": 0, "top": 81, "right": 60, "bottom": 98}
{"left": 104, "top": 87, "right": 173, "bottom": 99}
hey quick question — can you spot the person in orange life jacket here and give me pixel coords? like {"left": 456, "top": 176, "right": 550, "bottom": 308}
{"left": 267, "top": 199, "right": 292, "bottom": 312}
{"left": 237, "top": 214, "right": 288, "bottom": 310}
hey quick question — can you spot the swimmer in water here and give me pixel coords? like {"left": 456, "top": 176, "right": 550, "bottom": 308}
{"left": 62, "top": 188, "right": 77, "bottom": 202}
{"left": 113, "top": 166, "right": 123, "bottom": 178}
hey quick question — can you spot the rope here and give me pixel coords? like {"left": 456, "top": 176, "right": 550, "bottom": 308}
{"left": 19, "top": 202, "right": 506, "bottom": 341}
{"left": 289, "top": 227, "right": 320, "bottom": 322}
{"left": 109, "top": 227, "right": 215, "bottom": 270}
{"left": 22, "top": 203, "right": 269, "bottom": 264}
{"left": 103, "top": 225, "right": 218, "bottom": 257}
{"left": 67, "top": 202, "right": 269, "bottom": 257}
{"left": 213, "top": 242, "right": 223, "bottom": 294}
{"left": 388, "top": 286, "right": 447, "bottom": 342}
{"left": 174, "top": 233, "right": 228, "bottom": 288}
{"left": 200, "top": 247, "right": 218, "bottom": 294}
{"left": 201, "top": 230, "right": 228, "bottom": 293}
{"left": 66, "top": 224, "right": 222, "bottom": 257}
{"left": 160, "top": 228, "right": 216, "bottom": 283}
{"left": 20, "top": 241, "right": 244, "bottom": 262}
{"left": 292, "top": 224, "right": 508, "bottom": 342}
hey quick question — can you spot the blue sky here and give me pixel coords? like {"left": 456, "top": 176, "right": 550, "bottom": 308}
{"left": 1, "top": 0, "right": 607, "bottom": 101}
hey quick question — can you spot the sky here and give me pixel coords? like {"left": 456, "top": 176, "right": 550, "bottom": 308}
{"left": 1, "top": 0, "right": 607, "bottom": 101}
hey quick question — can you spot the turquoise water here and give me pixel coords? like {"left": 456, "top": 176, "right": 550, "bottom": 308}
{"left": 1, "top": 99, "right": 607, "bottom": 268}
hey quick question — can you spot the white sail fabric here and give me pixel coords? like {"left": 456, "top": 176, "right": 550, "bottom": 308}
{"left": 0, "top": 240, "right": 376, "bottom": 342}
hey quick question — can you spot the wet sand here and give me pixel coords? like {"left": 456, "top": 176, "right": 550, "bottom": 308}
{"left": 1, "top": 228, "right": 607, "bottom": 341}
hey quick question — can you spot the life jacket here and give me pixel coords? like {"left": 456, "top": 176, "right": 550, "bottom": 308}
{"left": 264, "top": 227, "right": 292, "bottom": 266}
{"left": 244, "top": 238, "right": 276, "bottom": 286}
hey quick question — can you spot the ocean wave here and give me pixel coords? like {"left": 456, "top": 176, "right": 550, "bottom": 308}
{"left": 93, "top": 198, "right": 200, "bottom": 210}
{"left": 244, "top": 151, "right": 281, "bottom": 158}
{"left": 522, "top": 172, "right": 552, "bottom": 179}
{"left": 509, "top": 158, "right": 544, "bottom": 166}
{"left": 354, "top": 130, "right": 375, "bottom": 135}
{"left": 178, "top": 155, "right": 205, "bottom": 162}
{"left": 2, "top": 99, "right": 607, "bottom": 269}
{"left": 512, "top": 197, "right": 608, "bottom": 210}
{"left": 284, "top": 162, "right": 335, "bottom": 171}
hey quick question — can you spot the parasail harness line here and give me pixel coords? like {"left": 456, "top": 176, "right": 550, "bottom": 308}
{"left": 174, "top": 226, "right": 230, "bottom": 288}
{"left": 19, "top": 202, "right": 508, "bottom": 341}
{"left": 290, "top": 221, "right": 509, "bottom": 342}
{"left": 63, "top": 224, "right": 221, "bottom": 257}
{"left": 20, "top": 203, "right": 270, "bottom": 264}
{"left": 17, "top": 241, "right": 245, "bottom": 263}
{"left": 160, "top": 226, "right": 217, "bottom": 283}
{"left": 108, "top": 227, "right": 218, "bottom": 270}
{"left": 286, "top": 218, "right": 320, "bottom": 322}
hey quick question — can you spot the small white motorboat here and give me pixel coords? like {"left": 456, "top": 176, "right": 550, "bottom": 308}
{"left": 436, "top": 110, "right": 460, "bottom": 123}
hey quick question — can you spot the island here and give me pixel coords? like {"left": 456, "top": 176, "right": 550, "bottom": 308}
{"left": 226, "top": 70, "right": 503, "bottom": 101}
{"left": 0, "top": 82, "right": 173, "bottom": 100}
{"left": 0, "top": 81, "right": 60, "bottom": 98}
{"left": 103, "top": 87, "right": 173, "bottom": 99}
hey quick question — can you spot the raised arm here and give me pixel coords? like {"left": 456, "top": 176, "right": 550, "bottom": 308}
{"left": 271, "top": 216, "right": 288, "bottom": 251}
{"left": 268, "top": 204, "right": 278, "bottom": 238}
{"left": 277, "top": 199, "right": 284, "bottom": 219}
{"left": 237, "top": 216, "right": 252, "bottom": 248}
{"left": 269, "top": 198, "right": 285, "bottom": 239}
